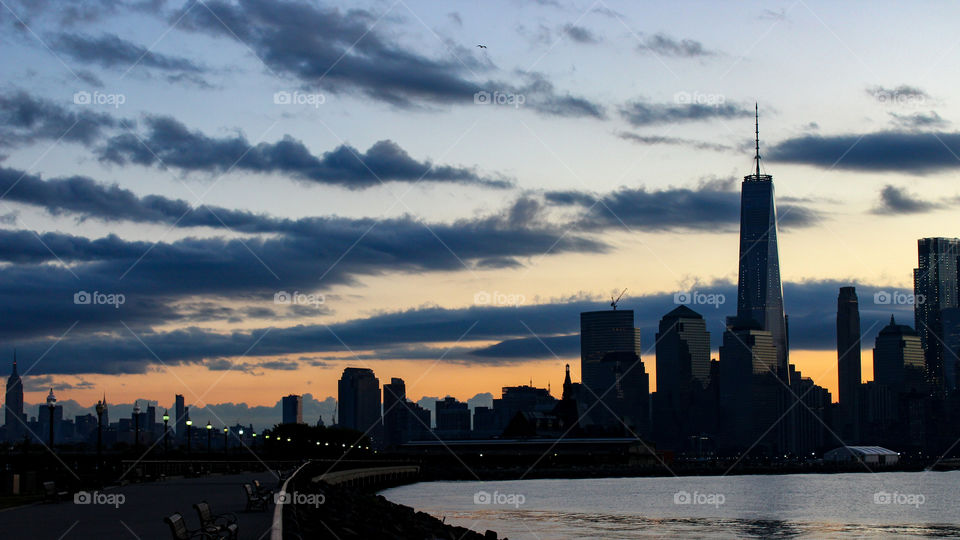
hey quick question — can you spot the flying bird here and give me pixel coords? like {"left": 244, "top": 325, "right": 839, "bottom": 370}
{"left": 476, "top": 44, "right": 487, "bottom": 49}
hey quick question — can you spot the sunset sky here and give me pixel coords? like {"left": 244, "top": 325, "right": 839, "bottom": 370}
{"left": 1, "top": 0, "right": 957, "bottom": 430}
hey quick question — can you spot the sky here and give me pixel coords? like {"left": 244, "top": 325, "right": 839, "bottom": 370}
{"left": 1, "top": 0, "right": 957, "bottom": 431}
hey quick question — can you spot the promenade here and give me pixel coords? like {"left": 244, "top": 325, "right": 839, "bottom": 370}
{"left": 0, "top": 470, "right": 279, "bottom": 539}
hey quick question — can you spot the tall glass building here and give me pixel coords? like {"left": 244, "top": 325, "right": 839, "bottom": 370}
{"left": 736, "top": 112, "right": 789, "bottom": 380}
{"left": 914, "top": 237, "right": 960, "bottom": 392}
{"left": 836, "top": 286, "right": 862, "bottom": 441}
{"left": 338, "top": 367, "right": 382, "bottom": 443}
{"left": 579, "top": 309, "right": 648, "bottom": 434}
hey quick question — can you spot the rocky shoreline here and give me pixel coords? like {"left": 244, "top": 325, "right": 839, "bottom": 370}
{"left": 283, "top": 479, "right": 503, "bottom": 539}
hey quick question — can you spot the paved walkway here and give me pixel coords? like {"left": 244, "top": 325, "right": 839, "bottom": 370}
{"left": 0, "top": 470, "right": 279, "bottom": 539}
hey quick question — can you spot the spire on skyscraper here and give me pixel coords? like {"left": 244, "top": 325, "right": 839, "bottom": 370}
{"left": 755, "top": 102, "right": 761, "bottom": 177}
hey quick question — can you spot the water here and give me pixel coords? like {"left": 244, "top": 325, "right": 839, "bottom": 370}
{"left": 381, "top": 471, "right": 960, "bottom": 538}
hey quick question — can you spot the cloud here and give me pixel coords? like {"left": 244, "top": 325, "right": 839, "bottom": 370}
{"left": 866, "top": 85, "right": 930, "bottom": 106}
{"left": 6, "top": 280, "right": 916, "bottom": 376}
{"left": 53, "top": 32, "right": 207, "bottom": 83}
{"left": 888, "top": 111, "right": 948, "bottom": 129}
{"left": 562, "top": 24, "right": 600, "bottom": 44}
{"left": 0, "top": 90, "right": 119, "bottom": 148}
{"left": 0, "top": 94, "right": 511, "bottom": 189}
{"left": 176, "top": 0, "right": 602, "bottom": 117}
{"left": 870, "top": 184, "right": 943, "bottom": 215}
{"left": 637, "top": 34, "right": 716, "bottom": 57}
{"left": 767, "top": 131, "right": 960, "bottom": 174}
{"left": 620, "top": 100, "right": 752, "bottom": 126}
{"left": 544, "top": 183, "right": 821, "bottom": 232}
{"left": 99, "top": 115, "right": 512, "bottom": 189}
{"left": 617, "top": 131, "right": 732, "bottom": 152}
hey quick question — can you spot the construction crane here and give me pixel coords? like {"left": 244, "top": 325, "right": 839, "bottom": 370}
{"left": 610, "top": 288, "right": 627, "bottom": 310}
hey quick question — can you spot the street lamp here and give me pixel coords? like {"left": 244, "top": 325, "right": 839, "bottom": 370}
{"left": 162, "top": 410, "right": 169, "bottom": 453}
{"left": 186, "top": 419, "right": 193, "bottom": 453}
{"left": 238, "top": 428, "right": 244, "bottom": 452}
{"left": 46, "top": 388, "right": 56, "bottom": 449}
{"left": 133, "top": 401, "right": 141, "bottom": 452}
{"left": 223, "top": 427, "right": 228, "bottom": 455}
{"left": 206, "top": 421, "right": 212, "bottom": 452}
{"left": 251, "top": 432, "right": 257, "bottom": 448}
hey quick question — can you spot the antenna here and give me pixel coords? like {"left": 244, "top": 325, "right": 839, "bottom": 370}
{"left": 755, "top": 103, "right": 761, "bottom": 177}
{"left": 610, "top": 288, "right": 627, "bottom": 310}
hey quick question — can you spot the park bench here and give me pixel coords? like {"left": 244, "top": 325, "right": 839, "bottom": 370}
{"left": 242, "top": 483, "right": 270, "bottom": 511}
{"left": 252, "top": 479, "right": 274, "bottom": 497}
{"left": 193, "top": 500, "right": 238, "bottom": 539}
{"left": 164, "top": 512, "right": 216, "bottom": 539}
{"left": 42, "top": 481, "right": 68, "bottom": 503}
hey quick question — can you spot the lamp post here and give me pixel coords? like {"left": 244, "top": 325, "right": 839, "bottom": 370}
{"left": 238, "top": 428, "right": 244, "bottom": 452}
{"left": 186, "top": 419, "right": 193, "bottom": 453}
{"left": 206, "top": 421, "right": 212, "bottom": 452}
{"left": 46, "top": 388, "right": 56, "bottom": 449}
{"left": 133, "top": 401, "right": 141, "bottom": 453}
{"left": 162, "top": 410, "right": 169, "bottom": 453}
{"left": 251, "top": 432, "right": 257, "bottom": 449}
{"left": 223, "top": 427, "right": 228, "bottom": 455}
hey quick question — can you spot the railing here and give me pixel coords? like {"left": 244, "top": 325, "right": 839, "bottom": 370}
{"left": 311, "top": 465, "right": 420, "bottom": 487}
{"left": 271, "top": 463, "right": 419, "bottom": 540}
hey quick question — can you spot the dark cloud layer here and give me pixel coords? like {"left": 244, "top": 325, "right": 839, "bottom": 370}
{"left": 0, "top": 93, "right": 509, "bottom": 189}
{"left": 53, "top": 32, "right": 205, "bottom": 76}
{"left": 3, "top": 280, "right": 915, "bottom": 376}
{"left": 175, "top": 0, "right": 603, "bottom": 118}
{"left": 99, "top": 116, "right": 511, "bottom": 189}
{"left": 870, "top": 184, "right": 943, "bottom": 215}
{"left": 544, "top": 184, "right": 821, "bottom": 231}
{"left": 767, "top": 131, "right": 960, "bottom": 173}
{"left": 0, "top": 91, "right": 118, "bottom": 147}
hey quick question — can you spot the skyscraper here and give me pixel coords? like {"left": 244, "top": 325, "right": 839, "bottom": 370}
{"left": 654, "top": 306, "right": 711, "bottom": 449}
{"left": 719, "top": 318, "right": 781, "bottom": 452}
{"left": 337, "top": 367, "right": 382, "bottom": 442}
{"left": 5, "top": 352, "right": 23, "bottom": 441}
{"left": 282, "top": 394, "right": 303, "bottom": 424}
{"left": 874, "top": 316, "right": 926, "bottom": 395}
{"left": 579, "top": 309, "right": 648, "bottom": 433}
{"left": 736, "top": 107, "right": 789, "bottom": 380}
{"left": 656, "top": 305, "right": 711, "bottom": 391}
{"left": 175, "top": 394, "right": 185, "bottom": 438}
{"left": 382, "top": 378, "right": 407, "bottom": 447}
{"left": 836, "top": 287, "right": 861, "bottom": 442}
{"left": 435, "top": 397, "right": 470, "bottom": 438}
{"left": 914, "top": 237, "right": 960, "bottom": 392}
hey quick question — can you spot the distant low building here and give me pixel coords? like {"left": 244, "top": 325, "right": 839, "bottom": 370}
{"left": 823, "top": 445, "right": 899, "bottom": 466}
